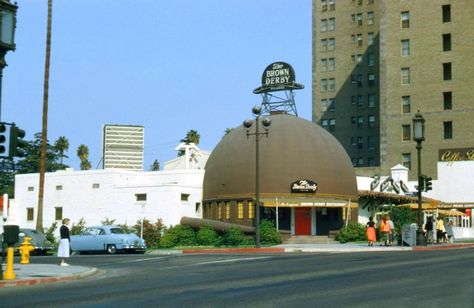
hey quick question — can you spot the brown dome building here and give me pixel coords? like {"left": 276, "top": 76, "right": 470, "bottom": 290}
{"left": 203, "top": 113, "right": 358, "bottom": 236}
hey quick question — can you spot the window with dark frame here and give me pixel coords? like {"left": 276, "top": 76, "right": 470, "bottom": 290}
{"left": 443, "top": 62, "right": 452, "bottom": 80}
{"left": 55, "top": 207, "right": 63, "bottom": 221}
{"left": 402, "top": 153, "right": 412, "bottom": 170}
{"left": 27, "top": 208, "right": 34, "bottom": 221}
{"left": 180, "top": 193, "right": 190, "bottom": 201}
{"left": 402, "top": 124, "right": 411, "bottom": 141}
{"left": 401, "top": 39, "right": 410, "bottom": 56}
{"left": 443, "top": 92, "right": 452, "bottom": 110}
{"left": 135, "top": 193, "right": 147, "bottom": 201}
{"left": 401, "top": 11, "right": 410, "bottom": 28}
{"left": 442, "top": 5, "right": 451, "bottom": 23}
{"left": 402, "top": 96, "right": 411, "bottom": 113}
{"left": 442, "top": 33, "right": 451, "bottom": 51}
{"left": 444, "top": 121, "right": 453, "bottom": 139}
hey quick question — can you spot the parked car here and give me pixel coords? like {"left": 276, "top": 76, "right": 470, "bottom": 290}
{"left": 70, "top": 226, "right": 146, "bottom": 254}
{"left": 0, "top": 228, "right": 54, "bottom": 255}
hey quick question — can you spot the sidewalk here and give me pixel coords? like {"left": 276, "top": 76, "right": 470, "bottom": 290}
{"left": 0, "top": 264, "right": 97, "bottom": 288}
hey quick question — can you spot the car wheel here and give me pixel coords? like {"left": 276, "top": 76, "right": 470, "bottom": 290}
{"left": 106, "top": 244, "right": 117, "bottom": 254}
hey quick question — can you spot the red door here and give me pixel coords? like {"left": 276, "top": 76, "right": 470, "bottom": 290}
{"left": 295, "top": 207, "right": 312, "bottom": 235}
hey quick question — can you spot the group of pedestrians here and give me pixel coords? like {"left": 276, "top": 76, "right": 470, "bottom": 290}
{"left": 365, "top": 215, "right": 394, "bottom": 247}
{"left": 366, "top": 215, "right": 455, "bottom": 247}
{"left": 426, "top": 216, "right": 454, "bottom": 244}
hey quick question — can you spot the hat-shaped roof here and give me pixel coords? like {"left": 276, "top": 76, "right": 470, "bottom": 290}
{"left": 203, "top": 114, "right": 357, "bottom": 201}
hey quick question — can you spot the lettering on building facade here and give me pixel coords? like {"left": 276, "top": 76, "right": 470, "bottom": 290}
{"left": 439, "top": 148, "right": 474, "bottom": 165}
{"left": 290, "top": 179, "right": 318, "bottom": 193}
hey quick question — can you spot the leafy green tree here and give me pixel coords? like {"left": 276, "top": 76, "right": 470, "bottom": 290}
{"left": 16, "top": 133, "right": 67, "bottom": 174}
{"left": 389, "top": 206, "right": 417, "bottom": 240}
{"left": 1, "top": 134, "right": 69, "bottom": 198}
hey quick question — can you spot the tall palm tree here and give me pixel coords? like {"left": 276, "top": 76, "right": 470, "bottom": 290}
{"left": 77, "top": 144, "right": 91, "bottom": 170}
{"left": 37, "top": 0, "right": 53, "bottom": 232}
{"left": 54, "top": 136, "right": 69, "bottom": 164}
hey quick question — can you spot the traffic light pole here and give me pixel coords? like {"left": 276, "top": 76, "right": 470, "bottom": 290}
{"left": 416, "top": 142, "right": 427, "bottom": 246}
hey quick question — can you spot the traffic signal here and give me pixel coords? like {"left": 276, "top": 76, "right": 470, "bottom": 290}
{"left": 424, "top": 176, "right": 433, "bottom": 192}
{"left": 9, "top": 124, "right": 26, "bottom": 157}
{"left": 417, "top": 175, "right": 425, "bottom": 191}
{"left": 0, "top": 122, "right": 12, "bottom": 158}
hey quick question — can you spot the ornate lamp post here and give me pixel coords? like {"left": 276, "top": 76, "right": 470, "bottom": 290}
{"left": 0, "top": 0, "right": 18, "bottom": 121}
{"left": 243, "top": 105, "right": 271, "bottom": 248}
{"left": 413, "top": 111, "right": 427, "bottom": 246}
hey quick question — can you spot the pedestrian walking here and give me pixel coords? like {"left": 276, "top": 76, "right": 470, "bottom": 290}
{"left": 425, "top": 216, "right": 434, "bottom": 244}
{"left": 366, "top": 216, "right": 377, "bottom": 246}
{"left": 379, "top": 215, "right": 391, "bottom": 246}
{"left": 58, "top": 218, "right": 71, "bottom": 266}
{"left": 387, "top": 216, "right": 395, "bottom": 246}
{"left": 436, "top": 217, "right": 444, "bottom": 244}
{"left": 446, "top": 221, "right": 454, "bottom": 243}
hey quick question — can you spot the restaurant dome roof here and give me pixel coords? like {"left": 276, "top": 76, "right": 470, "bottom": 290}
{"left": 203, "top": 114, "right": 357, "bottom": 200}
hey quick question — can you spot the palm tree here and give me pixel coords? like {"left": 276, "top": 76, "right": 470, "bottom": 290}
{"left": 36, "top": 0, "right": 53, "bottom": 232}
{"left": 150, "top": 159, "right": 160, "bottom": 171}
{"left": 178, "top": 129, "right": 200, "bottom": 157}
{"left": 182, "top": 129, "right": 200, "bottom": 145}
{"left": 54, "top": 136, "right": 69, "bottom": 164}
{"left": 77, "top": 144, "right": 91, "bottom": 170}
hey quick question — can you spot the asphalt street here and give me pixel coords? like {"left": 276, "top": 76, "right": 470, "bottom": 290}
{"left": 1, "top": 249, "right": 473, "bottom": 307}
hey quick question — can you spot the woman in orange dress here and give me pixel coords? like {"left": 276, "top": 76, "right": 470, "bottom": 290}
{"left": 366, "top": 216, "right": 376, "bottom": 246}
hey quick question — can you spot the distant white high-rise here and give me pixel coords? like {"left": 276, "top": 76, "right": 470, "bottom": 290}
{"left": 102, "top": 124, "right": 144, "bottom": 171}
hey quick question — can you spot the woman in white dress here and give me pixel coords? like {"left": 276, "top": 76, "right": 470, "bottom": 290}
{"left": 58, "top": 218, "right": 71, "bottom": 266}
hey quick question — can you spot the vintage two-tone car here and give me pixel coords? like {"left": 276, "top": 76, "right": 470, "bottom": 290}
{"left": 70, "top": 225, "right": 146, "bottom": 254}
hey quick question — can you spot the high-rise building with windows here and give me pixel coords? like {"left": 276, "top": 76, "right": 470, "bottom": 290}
{"left": 313, "top": 0, "right": 474, "bottom": 179}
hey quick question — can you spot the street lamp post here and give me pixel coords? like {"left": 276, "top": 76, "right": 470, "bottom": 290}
{"left": 412, "top": 111, "right": 427, "bottom": 246}
{"left": 243, "top": 105, "right": 271, "bottom": 248}
{"left": 0, "top": 0, "right": 18, "bottom": 121}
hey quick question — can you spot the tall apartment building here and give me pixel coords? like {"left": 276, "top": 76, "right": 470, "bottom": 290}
{"left": 313, "top": 0, "right": 474, "bottom": 180}
{"left": 102, "top": 124, "right": 145, "bottom": 171}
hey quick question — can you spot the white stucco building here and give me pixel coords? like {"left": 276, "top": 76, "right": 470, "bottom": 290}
{"left": 3, "top": 143, "right": 209, "bottom": 234}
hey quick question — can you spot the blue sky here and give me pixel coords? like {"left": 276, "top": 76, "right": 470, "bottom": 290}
{"left": 3, "top": 0, "right": 312, "bottom": 170}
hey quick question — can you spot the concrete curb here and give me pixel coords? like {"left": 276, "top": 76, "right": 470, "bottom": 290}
{"left": 0, "top": 267, "right": 98, "bottom": 288}
{"left": 182, "top": 247, "right": 285, "bottom": 254}
{"left": 146, "top": 243, "right": 474, "bottom": 255}
{"left": 412, "top": 243, "right": 474, "bottom": 251}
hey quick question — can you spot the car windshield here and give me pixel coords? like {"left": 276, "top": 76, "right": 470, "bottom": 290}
{"left": 110, "top": 228, "right": 125, "bottom": 234}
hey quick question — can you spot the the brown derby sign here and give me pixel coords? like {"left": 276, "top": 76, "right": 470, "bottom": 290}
{"left": 261, "top": 62, "right": 296, "bottom": 88}
{"left": 291, "top": 179, "right": 318, "bottom": 193}
{"left": 439, "top": 148, "right": 474, "bottom": 165}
